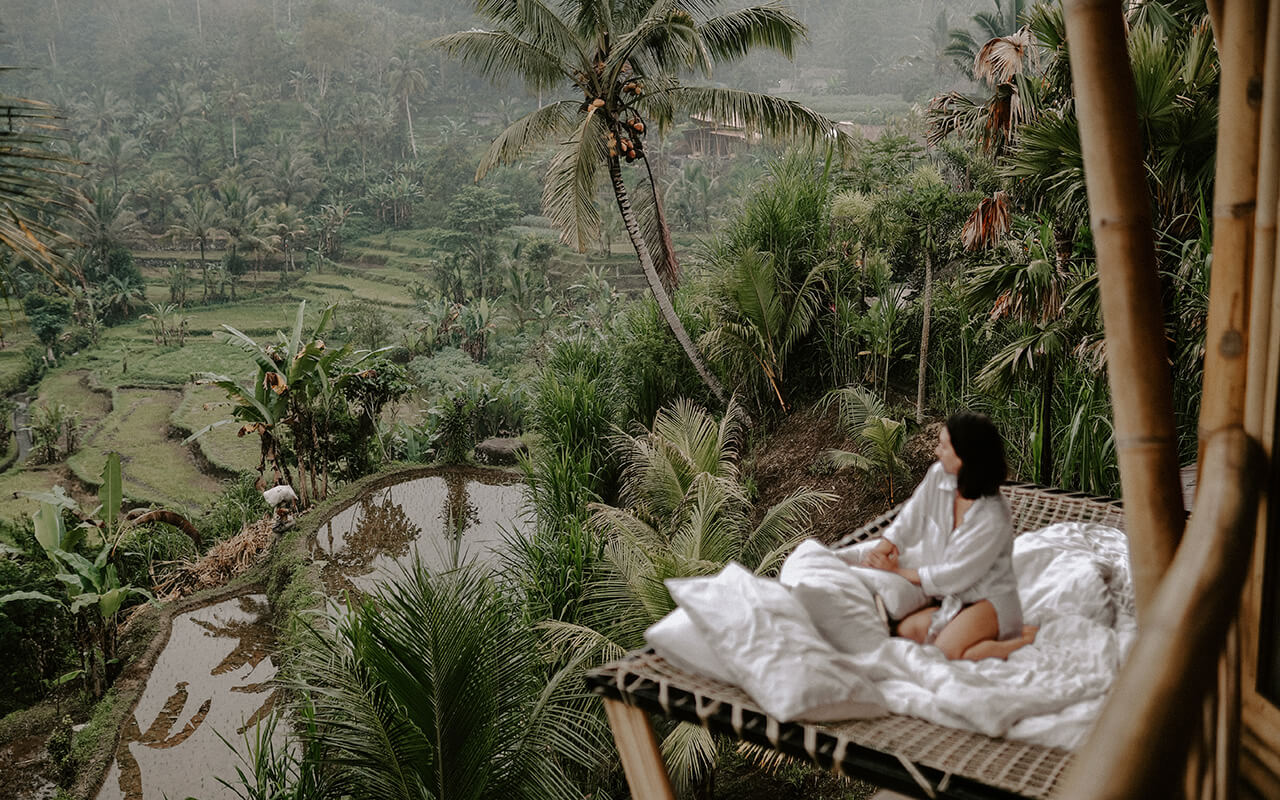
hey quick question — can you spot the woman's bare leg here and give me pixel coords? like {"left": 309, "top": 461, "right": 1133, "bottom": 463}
{"left": 896, "top": 605, "right": 939, "bottom": 644}
{"left": 960, "top": 626, "right": 1039, "bottom": 661}
{"left": 932, "top": 601, "right": 1001, "bottom": 660}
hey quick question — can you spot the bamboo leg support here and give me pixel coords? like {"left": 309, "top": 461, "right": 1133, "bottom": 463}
{"left": 604, "top": 698, "right": 677, "bottom": 800}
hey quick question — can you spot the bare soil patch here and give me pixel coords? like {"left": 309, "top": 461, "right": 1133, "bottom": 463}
{"left": 744, "top": 403, "right": 938, "bottom": 545}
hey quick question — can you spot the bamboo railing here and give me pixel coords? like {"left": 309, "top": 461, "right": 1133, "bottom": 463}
{"left": 1056, "top": 429, "right": 1263, "bottom": 800}
{"left": 1061, "top": 0, "right": 1184, "bottom": 619}
{"left": 1061, "top": 0, "right": 1277, "bottom": 797}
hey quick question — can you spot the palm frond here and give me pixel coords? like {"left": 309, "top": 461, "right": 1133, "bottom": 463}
{"left": 476, "top": 101, "right": 581, "bottom": 181}
{"left": 961, "top": 190, "right": 1012, "bottom": 250}
{"left": 661, "top": 722, "right": 719, "bottom": 797}
{"left": 472, "top": 0, "right": 588, "bottom": 66}
{"left": 542, "top": 111, "right": 609, "bottom": 252}
{"left": 973, "top": 25, "right": 1036, "bottom": 85}
{"left": 698, "top": 5, "right": 806, "bottom": 63}
{"left": 641, "top": 86, "right": 852, "bottom": 153}
{"left": 431, "top": 29, "right": 571, "bottom": 92}
{"left": 743, "top": 487, "right": 834, "bottom": 571}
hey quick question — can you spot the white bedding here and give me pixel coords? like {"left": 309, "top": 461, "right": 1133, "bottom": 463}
{"left": 646, "top": 521, "right": 1136, "bottom": 749}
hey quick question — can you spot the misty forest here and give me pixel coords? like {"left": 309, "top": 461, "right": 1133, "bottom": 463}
{"left": 0, "top": 0, "right": 1222, "bottom": 798}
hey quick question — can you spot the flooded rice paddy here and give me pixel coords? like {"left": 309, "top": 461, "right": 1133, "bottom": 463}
{"left": 312, "top": 471, "right": 530, "bottom": 596}
{"left": 95, "top": 469, "right": 528, "bottom": 800}
{"left": 95, "top": 594, "right": 277, "bottom": 800}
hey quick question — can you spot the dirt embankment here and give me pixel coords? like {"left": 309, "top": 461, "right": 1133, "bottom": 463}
{"left": 745, "top": 402, "right": 939, "bottom": 544}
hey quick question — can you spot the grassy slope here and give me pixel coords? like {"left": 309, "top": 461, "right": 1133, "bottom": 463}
{"left": 66, "top": 387, "right": 224, "bottom": 513}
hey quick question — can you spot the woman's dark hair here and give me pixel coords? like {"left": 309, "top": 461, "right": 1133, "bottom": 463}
{"left": 946, "top": 411, "right": 1006, "bottom": 499}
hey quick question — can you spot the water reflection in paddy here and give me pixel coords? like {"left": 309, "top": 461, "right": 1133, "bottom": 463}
{"left": 95, "top": 594, "right": 278, "bottom": 800}
{"left": 311, "top": 471, "right": 530, "bottom": 596}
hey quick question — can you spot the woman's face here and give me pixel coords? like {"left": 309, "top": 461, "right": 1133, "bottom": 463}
{"left": 936, "top": 426, "right": 963, "bottom": 475}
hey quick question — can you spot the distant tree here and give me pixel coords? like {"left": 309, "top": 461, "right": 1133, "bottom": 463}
{"left": 170, "top": 191, "right": 224, "bottom": 301}
{"left": 81, "top": 184, "right": 140, "bottom": 274}
{"left": 387, "top": 52, "right": 428, "bottom": 159}
{"left": 23, "top": 293, "right": 71, "bottom": 362}
{"left": 891, "top": 165, "right": 972, "bottom": 423}
{"left": 437, "top": 0, "right": 851, "bottom": 407}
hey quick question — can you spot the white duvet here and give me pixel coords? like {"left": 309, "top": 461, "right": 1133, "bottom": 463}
{"left": 647, "top": 522, "right": 1136, "bottom": 750}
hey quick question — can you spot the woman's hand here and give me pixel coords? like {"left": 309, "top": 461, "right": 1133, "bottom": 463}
{"left": 864, "top": 539, "right": 899, "bottom": 572}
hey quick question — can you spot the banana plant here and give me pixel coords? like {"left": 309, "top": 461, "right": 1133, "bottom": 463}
{"left": 0, "top": 453, "right": 153, "bottom": 697}
{"left": 188, "top": 300, "right": 362, "bottom": 506}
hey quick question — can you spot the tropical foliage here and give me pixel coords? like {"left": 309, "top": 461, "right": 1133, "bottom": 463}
{"left": 438, "top": 0, "right": 852, "bottom": 406}
{"left": 289, "top": 563, "right": 610, "bottom": 800}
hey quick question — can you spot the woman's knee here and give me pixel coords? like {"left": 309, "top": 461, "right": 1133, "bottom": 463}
{"left": 897, "top": 610, "right": 932, "bottom": 643}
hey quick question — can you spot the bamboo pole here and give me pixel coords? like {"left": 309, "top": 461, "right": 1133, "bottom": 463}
{"left": 603, "top": 699, "right": 677, "bottom": 800}
{"left": 1062, "top": 0, "right": 1185, "bottom": 618}
{"left": 1242, "top": 4, "right": 1280, "bottom": 795}
{"left": 1057, "top": 429, "right": 1264, "bottom": 800}
{"left": 1201, "top": 0, "right": 1268, "bottom": 450}
{"left": 1204, "top": 3, "right": 1270, "bottom": 797}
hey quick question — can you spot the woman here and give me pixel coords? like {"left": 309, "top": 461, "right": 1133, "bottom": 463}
{"left": 864, "top": 412, "right": 1038, "bottom": 660}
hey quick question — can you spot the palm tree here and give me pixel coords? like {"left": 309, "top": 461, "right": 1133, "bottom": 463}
{"left": 944, "top": 0, "right": 1029, "bottom": 81}
{"left": 542, "top": 398, "right": 834, "bottom": 793}
{"left": 894, "top": 165, "right": 969, "bottom": 424}
{"left": 218, "top": 78, "right": 253, "bottom": 163}
{"left": 968, "top": 223, "right": 1086, "bottom": 484}
{"left": 701, "top": 249, "right": 829, "bottom": 412}
{"left": 0, "top": 80, "right": 82, "bottom": 286}
{"left": 291, "top": 562, "right": 608, "bottom": 800}
{"left": 387, "top": 52, "right": 428, "bottom": 159}
{"left": 823, "top": 385, "right": 909, "bottom": 502}
{"left": 81, "top": 183, "right": 140, "bottom": 272}
{"left": 435, "top": 0, "right": 851, "bottom": 408}
{"left": 92, "top": 132, "right": 139, "bottom": 194}
{"left": 267, "top": 203, "right": 308, "bottom": 273}
{"left": 169, "top": 191, "right": 224, "bottom": 301}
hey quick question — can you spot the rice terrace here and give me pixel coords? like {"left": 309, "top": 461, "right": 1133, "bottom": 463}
{"left": 1, "top": 1, "right": 1278, "bottom": 800}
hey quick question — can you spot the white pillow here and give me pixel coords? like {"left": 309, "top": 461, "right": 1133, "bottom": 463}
{"left": 1014, "top": 528, "right": 1115, "bottom": 627}
{"left": 779, "top": 539, "right": 889, "bottom": 649}
{"left": 667, "top": 562, "right": 887, "bottom": 723}
{"left": 827, "top": 539, "right": 931, "bottom": 619}
{"left": 645, "top": 609, "right": 737, "bottom": 685}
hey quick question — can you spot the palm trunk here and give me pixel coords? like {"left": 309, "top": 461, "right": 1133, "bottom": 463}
{"left": 916, "top": 249, "right": 933, "bottom": 424}
{"left": 199, "top": 239, "right": 209, "bottom": 301}
{"left": 1039, "top": 359, "right": 1054, "bottom": 484}
{"left": 231, "top": 117, "right": 238, "bottom": 162}
{"left": 405, "top": 96, "right": 418, "bottom": 159}
{"left": 641, "top": 154, "right": 680, "bottom": 290}
{"left": 608, "top": 158, "right": 728, "bottom": 408}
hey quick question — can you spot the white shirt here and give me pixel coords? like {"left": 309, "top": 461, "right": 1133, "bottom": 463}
{"left": 881, "top": 462, "right": 1018, "bottom": 606}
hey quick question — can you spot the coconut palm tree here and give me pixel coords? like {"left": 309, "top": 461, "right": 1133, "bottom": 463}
{"left": 291, "top": 562, "right": 609, "bottom": 800}
{"left": 0, "top": 80, "right": 82, "bottom": 286}
{"left": 542, "top": 398, "right": 834, "bottom": 793}
{"left": 218, "top": 78, "right": 253, "bottom": 163}
{"left": 387, "top": 52, "right": 428, "bottom": 159}
{"left": 170, "top": 191, "right": 224, "bottom": 301}
{"left": 81, "top": 183, "right": 140, "bottom": 272}
{"left": 435, "top": 0, "right": 851, "bottom": 408}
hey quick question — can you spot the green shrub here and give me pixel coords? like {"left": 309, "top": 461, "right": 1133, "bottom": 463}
{"left": 0, "top": 524, "right": 75, "bottom": 717}
{"left": 407, "top": 347, "right": 500, "bottom": 398}
{"left": 200, "top": 473, "right": 270, "bottom": 543}
{"left": 116, "top": 523, "right": 199, "bottom": 589}
{"left": 611, "top": 296, "right": 712, "bottom": 429}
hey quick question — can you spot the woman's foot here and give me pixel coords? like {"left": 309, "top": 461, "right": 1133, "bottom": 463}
{"left": 958, "top": 625, "right": 1040, "bottom": 661}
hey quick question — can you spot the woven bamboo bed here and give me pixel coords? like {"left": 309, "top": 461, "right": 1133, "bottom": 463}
{"left": 586, "top": 481, "right": 1129, "bottom": 800}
